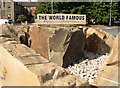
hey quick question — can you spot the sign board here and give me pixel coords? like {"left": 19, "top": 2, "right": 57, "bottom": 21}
{"left": 37, "top": 14, "right": 86, "bottom": 25}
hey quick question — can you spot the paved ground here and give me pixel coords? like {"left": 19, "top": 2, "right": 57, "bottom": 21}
{"left": 102, "top": 27, "right": 120, "bottom": 37}
{"left": 84, "top": 25, "right": 120, "bottom": 37}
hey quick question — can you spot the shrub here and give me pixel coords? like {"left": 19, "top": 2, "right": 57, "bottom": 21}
{"left": 17, "top": 14, "right": 28, "bottom": 22}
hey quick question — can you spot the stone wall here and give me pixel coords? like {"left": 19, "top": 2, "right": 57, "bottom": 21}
{"left": 0, "top": 25, "right": 89, "bottom": 86}
{"left": 31, "top": 26, "right": 114, "bottom": 68}
{"left": 31, "top": 26, "right": 86, "bottom": 67}
{"left": 0, "top": 24, "right": 117, "bottom": 86}
{"left": 1, "top": 43, "right": 88, "bottom": 86}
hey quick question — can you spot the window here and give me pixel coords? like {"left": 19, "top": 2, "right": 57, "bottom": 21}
{"left": 8, "top": 14, "right": 11, "bottom": 19}
{"left": 7, "top": 6, "right": 11, "bottom": 12}
{"left": 3, "top": 2, "right": 5, "bottom": 7}
{"left": 8, "top": 6, "right": 11, "bottom": 8}
{"left": 8, "top": 14, "right": 11, "bottom": 17}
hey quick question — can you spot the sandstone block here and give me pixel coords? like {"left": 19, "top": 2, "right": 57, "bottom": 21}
{"left": 2, "top": 44, "right": 49, "bottom": 65}
{"left": 0, "top": 46, "right": 40, "bottom": 86}
{"left": 85, "top": 28, "right": 114, "bottom": 54}
{"left": 31, "top": 26, "right": 85, "bottom": 68}
{"left": 31, "top": 26, "right": 49, "bottom": 59}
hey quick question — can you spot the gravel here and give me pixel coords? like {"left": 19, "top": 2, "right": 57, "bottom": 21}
{"left": 67, "top": 51, "right": 109, "bottom": 84}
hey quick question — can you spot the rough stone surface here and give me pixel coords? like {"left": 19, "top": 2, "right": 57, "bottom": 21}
{"left": 0, "top": 25, "right": 116, "bottom": 86}
{"left": 53, "top": 75, "right": 88, "bottom": 86}
{"left": 27, "top": 62, "right": 68, "bottom": 84}
{"left": 1, "top": 25, "right": 17, "bottom": 38}
{"left": 0, "top": 46, "right": 40, "bottom": 86}
{"left": 0, "top": 25, "right": 95, "bottom": 86}
{"left": 31, "top": 26, "right": 86, "bottom": 67}
{"left": 0, "top": 42, "right": 88, "bottom": 86}
{"left": 31, "top": 26, "right": 49, "bottom": 59}
{"left": 92, "top": 33, "right": 119, "bottom": 86}
{"left": 2, "top": 44, "right": 49, "bottom": 65}
{"left": 49, "top": 28, "right": 69, "bottom": 52}
{"left": 84, "top": 28, "right": 114, "bottom": 54}
{"left": 0, "top": 25, "right": 33, "bottom": 46}
{"left": 0, "top": 25, "right": 19, "bottom": 44}
{"left": 31, "top": 26, "right": 114, "bottom": 68}
{"left": 62, "top": 29, "right": 85, "bottom": 67}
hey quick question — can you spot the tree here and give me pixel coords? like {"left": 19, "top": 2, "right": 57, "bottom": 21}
{"left": 35, "top": 2, "right": 119, "bottom": 25}
{"left": 86, "top": 2, "right": 119, "bottom": 24}
{"left": 17, "top": 14, "right": 28, "bottom": 22}
{"left": 35, "top": 2, "right": 52, "bottom": 14}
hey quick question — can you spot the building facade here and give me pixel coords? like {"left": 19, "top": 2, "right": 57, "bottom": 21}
{"left": 0, "top": 0, "right": 32, "bottom": 22}
{"left": 0, "top": 0, "right": 15, "bottom": 21}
